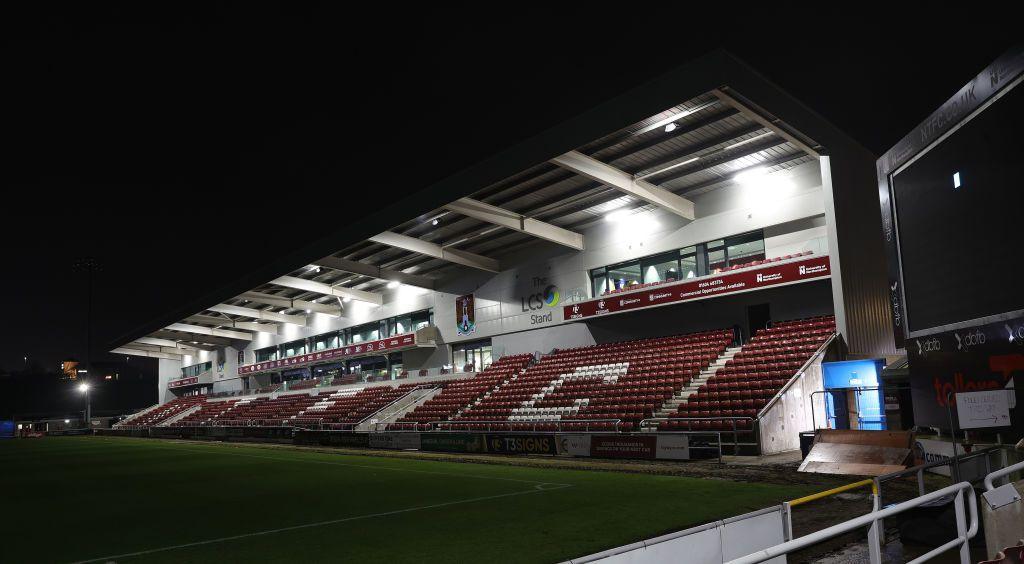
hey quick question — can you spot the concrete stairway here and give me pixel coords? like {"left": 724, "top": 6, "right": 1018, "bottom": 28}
{"left": 356, "top": 387, "right": 442, "bottom": 431}
{"left": 157, "top": 403, "right": 205, "bottom": 427}
{"left": 651, "top": 345, "right": 742, "bottom": 420}
{"left": 454, "top": 371, "right": 522, "bottom": 419}
{"left": 113, "top": 402, "right": 164, "bottom": 428}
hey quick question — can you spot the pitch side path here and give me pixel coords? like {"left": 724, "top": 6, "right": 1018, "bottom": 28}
{"left": 0, "top": 437, "right": 816, "bottom": 563}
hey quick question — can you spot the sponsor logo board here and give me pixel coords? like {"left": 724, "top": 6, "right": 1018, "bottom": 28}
{"left": 655, "top": 434, "right": 690, "bottom": 460}
{"left": 369, "top": 433, "right": 422, "bottom": 450}
{"left": 419, "top": 433, "right": 485, "bottom": 453}
{"left": 555, "top": 434, "right": 591, "bottom": 457}
{"left": 484, "top": 434, "right": 557, "bottom": 455}
{"left": 590, "top": 435, "right": 657, "bottom": 459}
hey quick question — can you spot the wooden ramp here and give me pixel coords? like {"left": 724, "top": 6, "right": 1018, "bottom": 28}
{"left": 798, "top": 430, "right": 913, "bottom": 476}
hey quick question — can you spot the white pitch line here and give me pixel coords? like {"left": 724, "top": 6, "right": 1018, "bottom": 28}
{"left": 139, "top": 440, "right": 575, "bottom": 488}
{"left": 69, "top": 484, "right": 571, "bottom": 564}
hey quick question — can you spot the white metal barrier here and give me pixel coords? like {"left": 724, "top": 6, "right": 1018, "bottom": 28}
{"left": 565, "top": 505, "right": 787, "bottom": 564}
{"left": 726, "top": 481, "right": 978, "bottom": 564}
{"left": 984, "top": 459, "right": 1024, "bottom": 491}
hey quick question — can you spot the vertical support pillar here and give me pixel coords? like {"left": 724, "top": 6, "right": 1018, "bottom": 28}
{"left": 819, "top": 156, "right": 849, "bottom": 345}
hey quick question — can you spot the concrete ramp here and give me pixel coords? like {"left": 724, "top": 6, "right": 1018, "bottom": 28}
{"left": 798, "top": 430, "right": 913, "bottom": 476}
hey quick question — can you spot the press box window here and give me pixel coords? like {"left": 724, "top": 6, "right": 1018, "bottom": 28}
{"left": 641, "top": 251, "right": 681, "bottom": 284}
{"left": 281, "top": 339, "right": 306, "bottom": 358}
{"left": 256, "top": 347, "right": 278, "bottom": 362}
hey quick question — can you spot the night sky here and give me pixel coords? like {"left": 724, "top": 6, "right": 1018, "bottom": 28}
{"left": 1, "top": 5, "right": 1015, "bottom": 382}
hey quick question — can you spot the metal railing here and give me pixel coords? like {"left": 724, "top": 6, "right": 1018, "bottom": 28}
{"left": 639, "top": 416, "right": 754, "bottom": 451}
{"left": 984, "top": 458, "right": 1024, "bottom": 491}
{"left": 433, "top": 419, "right": 623, "bottom": 433}
{"left": 727, "top": 481, "right": 979, "bottom": 564}
{"left": 874, "top": 444, "right": 1008, "bottom": 503}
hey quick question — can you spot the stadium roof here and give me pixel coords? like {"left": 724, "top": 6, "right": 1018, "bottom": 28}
{"left": 111, "top": 50, "right": 869, "bottom": 358}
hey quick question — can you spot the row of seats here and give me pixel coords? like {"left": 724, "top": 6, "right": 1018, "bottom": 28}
{"left": 287, "top": 379, "right": 321, "bottom": 391}
{"left": 454, "top": 329, "right": 733, "bottom": 431}
{"left": 114, "top": 395, "right": 206, "bottom": 428}
{"left": 660, "top": 315, "right": 835, "bottom": 432}
{"left": 713, "top": 250, "right": 814, "bottom": 274}
{"left": 393, "top": 354, "right": 533, "bottom": 429}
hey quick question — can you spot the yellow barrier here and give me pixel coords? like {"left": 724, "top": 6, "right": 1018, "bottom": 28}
{"left": 788, "top": 479, "right": 878, "bottom": 507}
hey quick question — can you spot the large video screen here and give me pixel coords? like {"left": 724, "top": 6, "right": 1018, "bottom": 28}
{"left": 891, "top": 82, "right": 1024, "bottom": 335}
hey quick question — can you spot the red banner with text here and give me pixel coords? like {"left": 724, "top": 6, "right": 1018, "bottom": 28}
{"left": 237, "top": 333, "right": 418, "bottom": 375}
{"left": 565, "top": 255, "right": 830, "bottom": 321}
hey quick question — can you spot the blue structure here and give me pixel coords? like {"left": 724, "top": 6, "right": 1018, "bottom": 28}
{"left": 821, "top": 359, "right": 886, "bottom": 430}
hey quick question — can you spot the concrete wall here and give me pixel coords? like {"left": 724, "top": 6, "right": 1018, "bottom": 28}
{"left": 493, "top": 322, "right": 597, "bottom": 357}
{"left": 157, "top": 358, "right": 182, "bottom": 404}
{"left": 758, "top": 338, "right": 831, "bottom": 455}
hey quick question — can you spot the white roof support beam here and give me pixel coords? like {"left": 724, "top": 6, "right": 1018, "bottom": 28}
{"left": 314, "top": 257, "right": 437, "bottom": 290}
{"left": 445, "top": 198, "right": 584, "bottom": 250}
{"left": 239, "top": 291, "right": 342, "bottom": 316}
{"left": 232, "top": 321, "right": 279, "bottom": 335}
{"left": 122, "top": 343, "right": 194, "bottom": 357}
{"left": 711, "top": 88, "right": 821, "bottom": 158}
{"left": 166, "top": 323, "right": 253, "bottom": 341}
{"left": 185, "top": 314, "right": 280, "bottom": 335}
{"left": 150, "top": 330, "right": 230, "bottom": 348}
{"left": 270, "top": 275, "right": 383, "bottom": 306}
{"left": 132, "top": 337, "right": 202, "bottom": 354}
{"left": 550, "top": 151, "right": 696, "bottom": 220}
{"left": 369, "top": 231, "right": 500, "bottom": 273}
{"left": 208, "top": 304, "right": 306, "bottom": 325}
{"left": 112, "top": 347, "right": 183, "bottom": 360}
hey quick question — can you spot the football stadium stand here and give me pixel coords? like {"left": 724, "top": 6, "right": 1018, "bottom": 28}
{"left": 113, "top": 317, "right": 834, "bottom": 448}
{"left": 663, "top": 315, "right": 835, "bottom": 431}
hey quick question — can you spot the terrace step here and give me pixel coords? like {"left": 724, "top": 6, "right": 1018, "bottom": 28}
{"left": 651, "top": 345, "right": 743, "bottom": 420}
{"left": 356, "top": 387, "right": 440, "bottom": 431}
{"left": 158, "top": 403, "right": 204, "bottom": 427}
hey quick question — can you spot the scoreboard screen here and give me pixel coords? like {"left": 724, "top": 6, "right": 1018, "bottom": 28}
{"left": 891, "top": 81, "right": 1024, "bottom": 335}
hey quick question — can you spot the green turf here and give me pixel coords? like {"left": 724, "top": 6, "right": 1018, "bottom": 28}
{"left": 0, "top": 437, "right": 816, "bottom": 563}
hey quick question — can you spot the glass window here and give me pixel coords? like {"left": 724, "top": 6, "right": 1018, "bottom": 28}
{"left": 607, "top": 261, "right": 641, "bottom": 291}
{"left": 256, "top": 347, "right": 278, "bottom": 362}
{"left": 313, "top": 332, "right": 339, "bottom": 351}
{"left": 641, "top": 252, "right": 680, "bottom": 284}
{"left": 680, "top": 246, "right": 698, "bottom": 279}
{"left": 350, "top": 323, "right": 379, "bottom": 344}
{"left": 706, "top": 239, "right": 726, "bottom": 273}
{"left": 180, "top": 361, "right": 212, "bottom": 378}
{"left": 590, "top": 267, "right": 609, "bottom": 296}
{"left": 452, "top": 339, "right": 492, "bottom": 372}
{"left": 281, "top": 339, "right": 306, "bottom": 358}
{"left": 411, "top": 309, "right": 432, "bottom": 332}
{"left": 725, "top": 231, "right": 766, "bottom": 268}
{"left": 391, "top": 315, "right": 412, "bottom": 336}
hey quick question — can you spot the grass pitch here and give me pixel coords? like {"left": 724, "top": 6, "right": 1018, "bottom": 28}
{"left": 0, "top": 437, "right": 815, "bottom": 563}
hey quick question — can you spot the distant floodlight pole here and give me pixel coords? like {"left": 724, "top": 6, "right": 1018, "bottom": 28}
{"left": 79, "top": 383, "right": 91, "bottom": 426}
{"left": 72, "top": 257, "right": 101, "bottom": 382}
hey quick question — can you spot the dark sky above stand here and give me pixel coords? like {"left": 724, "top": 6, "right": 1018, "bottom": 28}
{"left": 0, "top": 4, "right": 1016, "bottom": 373}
